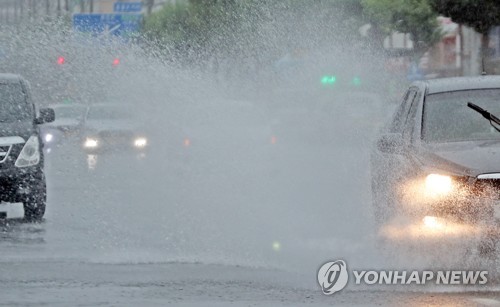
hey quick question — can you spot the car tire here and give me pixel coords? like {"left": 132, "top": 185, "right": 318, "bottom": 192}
{"left": 23, "top": 176, "right": 47, "bottom": 222}
{"left": 24, "top": 200, "right": 46, "bottom": 222}
{"left": 371, "top": 177, "right": 397, "bottom": 227}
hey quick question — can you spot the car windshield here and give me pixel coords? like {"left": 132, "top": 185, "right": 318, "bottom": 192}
{"left": 87, "top": 105, "right": 133, "bottom": 120}
{"left": 423, "top": 89, "right": 500, "bottom": 142}
{"left": 0, "top": 82, "right": 31, "bottom": 122}
{"left": 54, "top": 106, "right": 85, "bottom": 119}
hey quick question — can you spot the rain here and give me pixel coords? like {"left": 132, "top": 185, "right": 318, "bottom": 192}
{"left": 0, "top": 0, "right": 500, "bottom": 305}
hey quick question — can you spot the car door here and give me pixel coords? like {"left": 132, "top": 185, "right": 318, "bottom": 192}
{"left": 397, "top": 87, "right": 423, "bottom": 181}
{"left": 371, "top": 87, "right": 418, "bottom": 209}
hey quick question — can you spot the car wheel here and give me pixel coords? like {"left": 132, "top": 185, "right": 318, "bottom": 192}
{"left": 24, "top": 200, "right": 46, "bottom": 222}
{"left": 23, "top": 177, "right": 47, "bottom": 222}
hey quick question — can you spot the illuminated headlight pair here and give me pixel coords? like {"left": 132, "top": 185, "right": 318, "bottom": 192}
{"left": 84, "top": 137, "right": 147, "bottom": 148}
{"left": 15, "top": 136, "right": 40, "bottom": 167}
{"left": 84, "top": 138, "right": 98, "bottom": 148}
{"left": 425, "top": 174, "right": 453, "bottom": 197}
{"left": 134, "top": 137, "right": 147, "bottom": 148}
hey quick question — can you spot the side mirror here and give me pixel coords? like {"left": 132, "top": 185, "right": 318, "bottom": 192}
{"left": 377, "top": 133, "right": 404, "bottom": 153}
{"left": 36, "top": 108, "right": 55, "bottom": 124}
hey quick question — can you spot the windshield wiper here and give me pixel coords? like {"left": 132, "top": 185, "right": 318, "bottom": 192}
{"left": 467, "top": 102, "right": 500, "bottom": 132}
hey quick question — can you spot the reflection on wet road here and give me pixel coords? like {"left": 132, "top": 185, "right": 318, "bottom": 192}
{"left": 0, "top": 219, "right": 46, "bottom": 245}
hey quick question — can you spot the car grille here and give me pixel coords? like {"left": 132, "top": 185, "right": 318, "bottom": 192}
{"left": 98, "top": 131, "right": 134, "bottom": 146}
{"left": 0, "top": 145, "right": 11, "bottom": 163}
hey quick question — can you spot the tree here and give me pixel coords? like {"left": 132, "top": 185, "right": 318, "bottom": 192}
{"left": 143, "top": 0, "right": 361, "bottom": 59}
{"left": 430, "top": 0, "right": 500, "bottom": 63}
{"left": 143, "top": 1, "right": 232, "bottom": 52}
{"left": 143, "top": 2, "right": 193, "bottom": 56}
{"left": 362, "top": 0, "right": 441, "bottom": 57}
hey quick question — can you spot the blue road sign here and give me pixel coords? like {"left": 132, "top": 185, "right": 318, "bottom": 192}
{"left": 114, "top": 2, "right": 142, "bottom": 13}
{"left": 73, "top": 14, "right": 142, "bottom": 36}
{"left": 407, "top": 62, "right": 424, "bottom": 81}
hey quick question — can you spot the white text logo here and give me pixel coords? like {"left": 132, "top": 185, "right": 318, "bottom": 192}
{"left": 317, "top": 260, "right": 349, "bottom": 295}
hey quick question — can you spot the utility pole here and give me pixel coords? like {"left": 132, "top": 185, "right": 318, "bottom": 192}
{"left": 32, "top": 0, "right": 37, "bottom": 19}
{"left": 28, "top": 0, "right": 32, "bottom": 19}
{"left": 20, "top": 0, "right": 24, "bottom": 21}
{"left": 90, "top": 0, "right": 94, "bottom": 13}
{"left": 146, "top": 0, "right": 154, "bottom": 15}
{"left": 14, "top": 0, "right": 19, "bottom": 23}
{"left": 4, "top": 7, "right": 9, "bottom": 24}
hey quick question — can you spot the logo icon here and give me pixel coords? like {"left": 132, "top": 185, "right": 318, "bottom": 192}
{"left": 317, "top": 260, "right": 348, "bottom": 295}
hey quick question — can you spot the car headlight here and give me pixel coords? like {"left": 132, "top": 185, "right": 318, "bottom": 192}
{"left": 84, "top": 138, "right": 98, "bottom": 148}
{"left": 44, "top": 133, "right": 53, "bottom": 143}
{"left": 15, "top": 135, "right": 40, "bottom": 167}
{"left": 134, "top": 137, "right": 147, "bottom": 148}
{"left": 425, "top": 174, "right": 453, "bottom": 197}
{"left": 422, "top": 216, "right": 445, "bottom": 230}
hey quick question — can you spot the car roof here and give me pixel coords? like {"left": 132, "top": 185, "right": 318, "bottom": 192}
{"left": 89, "top": 103, "right": 131, "bottom": 109}
{"left": 86, "top": 103, "right": 135, "bottom": 116}
{"left": 417, "top": 76, "right": 500, "bottom": 94}
{"left": 49, "top": 103, "right": 86, "bottom": 109}
{"left": 0, "top": 73, "right": 23, "bottom": 83}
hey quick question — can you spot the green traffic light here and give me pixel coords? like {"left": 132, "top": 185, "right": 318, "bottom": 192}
{"left": 321, "top": 75, "right": 337, "bottom": 85}
{"left": 352, "top": 77, "right": 361, "bottom": 86}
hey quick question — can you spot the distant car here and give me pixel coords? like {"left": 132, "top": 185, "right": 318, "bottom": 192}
{"left": 82, "top": 103, "right": 148, "bottom": 154}
{"left": 371, "top": 76, "right": 500, "bottom": 248}
{"left": 41, "top": 103, "right": 86, "bottom": 151}
{"left": 0, "top": 74, "right": 55, "bottom": 221}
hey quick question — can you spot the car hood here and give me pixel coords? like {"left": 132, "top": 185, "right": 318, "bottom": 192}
{"left": 46, "top": 118, "right": 81, "bottom": 128}
{"left": 0, "top": 121, "right": 34, "bottom": 140}
{"left": 84, "top": 120, "right": 140, "bottom": 133}
{"left": 419, "top": 141, "right": 500, "bottom": 177}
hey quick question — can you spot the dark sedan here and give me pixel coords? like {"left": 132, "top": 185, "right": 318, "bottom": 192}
{"left": 82, "top": 104, "right": 148, "bottom": 153}
{"left": 371, "top": 76, "right": 500, "bottom": 246}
